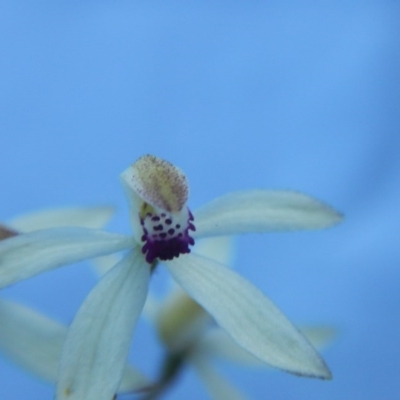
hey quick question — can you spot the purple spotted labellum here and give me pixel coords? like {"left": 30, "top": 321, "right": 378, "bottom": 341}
{"left": 140, "top": 207, "right": 195, "bottom": 263}
{"left": 121, "top": 155, "right": 196, "bottom": 263}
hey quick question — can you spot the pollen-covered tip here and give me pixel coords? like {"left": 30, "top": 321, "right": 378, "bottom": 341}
{"left": 122, "top": 155, "right": 189, "bottom": 213}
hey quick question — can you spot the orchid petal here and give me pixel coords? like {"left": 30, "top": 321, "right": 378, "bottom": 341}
{"left": 57, "top": 248, "right": 150, "bottom": 400}
{"left": 166, "top": 253, "right": 331, "bottom": 379}
{"left": 194, "top": 190, "right": 343, "bottom": 238}
{"left": 0, "top": 228, "right": 133, "bottom": 288}
{"left": 197, "top": 325, "right": 336, "bottom": 368}
{"left": 0, "top": 299, "right": 147, "bottom": 392}
{"left": 191, "top": 355, "right": 248, "bottom": 400}
{"left": 8, "top": 206, "right": 115, "bottom": 232}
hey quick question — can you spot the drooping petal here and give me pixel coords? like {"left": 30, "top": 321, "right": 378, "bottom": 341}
{"left": 0, "top": 228, "right": 133, "bottom": 288}
{"left": 0, "top": 299, "right": 147, "bottom": 392}
{"left": 166, "top": 253, "right": 331, "bottom": 379}
{"left": 56, "top": 248, "right": 150, "bottom": 400}
{"left": 197, "top": 325, "right": 337, "bottom": 368}
{"left": 7, "top": 206, "right": 115, "bottom": 232}
{"left": 194, "top": 190, "right": 343, "bottom": 238}
{"left": 191, "top": 354, "right": 248, "bottom": 400}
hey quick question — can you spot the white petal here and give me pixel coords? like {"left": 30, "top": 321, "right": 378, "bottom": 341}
{"left": 57, "top": 249, "right": 150, "bottom": 400}
{"left": 0, "top": 299, "right": 147, "bottom": 392}
{"left": 198, "top": 326, "right": 337, "bottom": 368}
{"left": 191, "top": 355, "right": 248, "bottom": 400}
{"left": 194, "top": 236, "right": 235, "bottom": 267}
{"left": 8, "top": 206, "right": 115, "bottom": 232}
{"left": 0, "top": 228, "right": 133, "bottom": 288}
{"left": 194, "top": 190, "right": 343, "bottom": 238}
{"left": 166, "top": 254, "right": 331, "bottom": 379}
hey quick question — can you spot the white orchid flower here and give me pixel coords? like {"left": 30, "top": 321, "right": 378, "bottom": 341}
{"left": 0, "top": 155, "right": 342, "bottom": 400}
{"left": 0, "top": 206, "right": 148, "bottom": 394}
{"left": 147, "top": 237, "right": 336, "bottom": 400}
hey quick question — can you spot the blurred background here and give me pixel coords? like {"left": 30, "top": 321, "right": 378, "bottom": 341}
{"left": 1, "top": 1, "right": 399, "bottom": 399}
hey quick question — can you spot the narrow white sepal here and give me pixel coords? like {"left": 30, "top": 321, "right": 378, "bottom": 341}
{"left": 8, "top": 206, "right": 115, "bottom": 232}
{"left": 191, "top": 354, "right": 248, "bottom": 400}
{"left": 0, "top": 299, "right": 147, "bottom": 392}
{"left": 0, "top": 228, "right": 133, "bottom": 288}
{"left": 194, "top": 190, "right": 343, "bottom": 238}
{"left": 197, "top": 326, "right": 336, "bottom": 369}
{"left": 56, "top": 248, "right": 150, "bottom": 400}
{"left": 166, "top": 253, "right": 331, "bottom": 379}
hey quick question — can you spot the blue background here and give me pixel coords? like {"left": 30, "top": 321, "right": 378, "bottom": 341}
{"left": 1, "top": 1, "right": 400, "bottom": 399}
